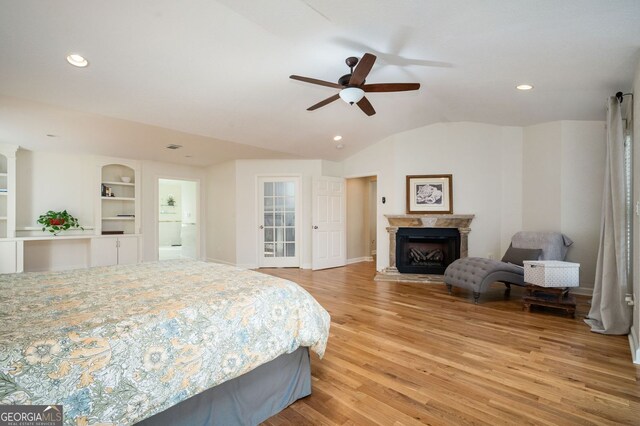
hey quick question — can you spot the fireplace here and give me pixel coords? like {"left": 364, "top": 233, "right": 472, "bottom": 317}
{"left": 375, "top": 214, "right": 474, "bottom": 283}
{"left": 396, "top": 227, "right": 460, "bottom": 274}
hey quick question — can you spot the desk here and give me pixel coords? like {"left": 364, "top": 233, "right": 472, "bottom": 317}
{"left": 0, "top": 234, "right": 140, "bottom": 273}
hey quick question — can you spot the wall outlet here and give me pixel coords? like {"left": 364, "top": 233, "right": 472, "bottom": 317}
{"left": 487, "top": 253, "right": 494, "bottom": 260}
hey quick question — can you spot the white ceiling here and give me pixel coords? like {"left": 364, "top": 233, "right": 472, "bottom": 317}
{"left": 0, "top": 0, "right": 639, "bottom": 165}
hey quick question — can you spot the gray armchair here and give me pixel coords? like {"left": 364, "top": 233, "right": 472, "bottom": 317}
{"left": 443, "top": 232, "right": 573, "bottom": 303}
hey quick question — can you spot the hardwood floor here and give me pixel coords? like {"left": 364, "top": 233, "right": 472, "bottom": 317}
{"left": 261, "top": 261, "right": 639, "bottom": 425}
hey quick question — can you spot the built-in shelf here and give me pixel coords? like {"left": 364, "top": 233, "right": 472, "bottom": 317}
{"left": 0, "top": 192, "right": 7, "bottom": 196}
{"left": 0, "top": 217, "right": 7, "bottom": 221}
{"left": 102, "top": 181, "right": 135, "bottom": 187}
{"left": 101, "top": 196, "right": 135, "bottom": 201}
{"left": 0, "top": 173, "right": 7, "bottom": 177}
{"left": 100, "top": 163, "right": 139, "bottom": 236}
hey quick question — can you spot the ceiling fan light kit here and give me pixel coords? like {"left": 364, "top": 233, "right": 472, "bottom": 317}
{"left": 339, "top": 87, "right": 365, "bottom": 104}
{"left": 290, "top": 53, "right": 420, "bottom": 116}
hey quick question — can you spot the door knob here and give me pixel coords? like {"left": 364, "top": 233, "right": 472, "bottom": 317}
{"left": 313, "top": 226, "right": 318, "bottom": 229}
{"left": 259, "top": 225, "right": 264, "bottom": 229}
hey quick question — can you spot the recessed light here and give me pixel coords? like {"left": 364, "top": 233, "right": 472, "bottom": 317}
{"left": 336, "top": 143, "right": 344, "bottom": 149}
{"left": 66, "top": 53, "right": 89, "bottom": 67}
{"left": 184, "top": 155, "right": 192, "bottom": 158}
{"left": 46, "top": 134, "right": 57, "bottom": 138}
{"left": 166, "top": 144, "right": 182, "bottom": 150}
{"left": 516, "top": 84, "right": 533, "bottom": 91}
{"left": 333, "top": 135, "right": 342, "bottom": 141}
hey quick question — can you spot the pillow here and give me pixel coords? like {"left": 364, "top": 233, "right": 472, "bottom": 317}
{"left": 501, "top": 245, "right": 542, "bottom": 266}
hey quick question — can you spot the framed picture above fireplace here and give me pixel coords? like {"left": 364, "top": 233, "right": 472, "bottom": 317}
{"left": 406, "top": 174, "right": 453, "bottom": 214}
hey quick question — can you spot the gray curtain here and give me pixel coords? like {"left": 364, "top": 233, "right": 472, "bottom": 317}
{"left": 585, "top": 97, "right": 632, "bottom": 334}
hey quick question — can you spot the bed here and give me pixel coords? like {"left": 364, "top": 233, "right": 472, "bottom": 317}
{"left": 0, "top": 259, "right": 330, "bottom": 425}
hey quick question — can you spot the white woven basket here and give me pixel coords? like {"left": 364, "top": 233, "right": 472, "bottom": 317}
{"left": 523, "top": 260, "right": 580, "bottom": 288}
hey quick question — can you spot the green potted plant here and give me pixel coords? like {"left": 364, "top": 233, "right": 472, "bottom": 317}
{"left": 37, "top": 210, "right": 84, "bottom": 236}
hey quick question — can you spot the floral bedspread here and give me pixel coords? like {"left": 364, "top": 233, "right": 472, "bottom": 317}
{"left": 0, "top": 260, "right": 330, "bottom": 425}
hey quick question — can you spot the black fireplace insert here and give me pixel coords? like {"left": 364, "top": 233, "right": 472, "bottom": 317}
{"left": 396, "top": 227, "right": 460, "bottom": 274}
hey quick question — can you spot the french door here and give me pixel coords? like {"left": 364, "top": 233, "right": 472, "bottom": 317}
{"left": 258, "top": 177, "right": 301, "bottom": 267}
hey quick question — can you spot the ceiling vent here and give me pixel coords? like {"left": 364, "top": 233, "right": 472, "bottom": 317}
{"left": 166, "top": 144, "right": 182, "bottom": 150}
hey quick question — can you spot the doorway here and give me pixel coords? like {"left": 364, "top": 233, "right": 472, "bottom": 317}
{"left": 258, "top": 176, "right": 301, "bottom": 268}
{"left": 346, "top": 176, "right": 377, "bottom": 264}
{"left": 158, "top": 178, "right": 198, "bottom": 260}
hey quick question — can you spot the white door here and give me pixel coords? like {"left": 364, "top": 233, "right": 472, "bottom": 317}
{"left": 312, "top": 176, "right": 346, "bottom": 270}
{"left": 258, "top": 177, "right": 301, "bottom": 268}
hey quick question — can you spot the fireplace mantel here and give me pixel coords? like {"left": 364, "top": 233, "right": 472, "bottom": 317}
{"left": 385, "top": 214, "right": 474, "bottom": 229}
{"left": 377, "top": 214, "right": 475, "bottom": 283}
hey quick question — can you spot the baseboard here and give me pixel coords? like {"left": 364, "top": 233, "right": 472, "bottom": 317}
{"left": 237, "top": 263, "right": 258, "bottom": 269}
{"left": 629, "top": 327, "right": 640, "bottom": 364}
{"left": 301, "top": 263, "right": 312, "bottom": 270}
{"left": 347, "top": 256, "right": 374, "bottom": 265}
{"left": 206, "top": 258, "right": 237, "bottom": 267}
{"left": 24, "top": 264, "right": 88, "bottom": 273}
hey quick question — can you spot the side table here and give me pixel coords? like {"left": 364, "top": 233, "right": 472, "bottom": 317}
{"left": 522, "top": 284, "right": 576, "bottom": 318}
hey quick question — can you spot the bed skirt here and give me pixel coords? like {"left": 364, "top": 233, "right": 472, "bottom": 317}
{"left": 136, "top": 346, "right": 311, "bottom": 426}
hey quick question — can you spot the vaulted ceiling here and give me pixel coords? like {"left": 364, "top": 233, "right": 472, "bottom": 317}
{"left": 0, "top": 0, "right": 639, "bottom": 166}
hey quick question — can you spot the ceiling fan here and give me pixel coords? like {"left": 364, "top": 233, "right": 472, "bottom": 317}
{"left": 290, "top": 53, "right": 420, "bottom": 116}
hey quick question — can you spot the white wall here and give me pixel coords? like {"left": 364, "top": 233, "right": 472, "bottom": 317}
{"left": 522, "top": 122, "right": 563, "bottom": 231}
{"left": 206, "top": 161, "right": 237, "bottom": 265}
{"left": 16, "top": 150, "right": 95, "bottom": 229}
{"left": 343, "top": 122, "right": 524, "bottom": 271}
{"left": 181, "top": 180, "right": 197, "bottom": 224}
{"left": 500, "top": 127, "right": 524, "bottom": 253}
{"left": 321, "top": 160, "right": 343, "bottom": 177}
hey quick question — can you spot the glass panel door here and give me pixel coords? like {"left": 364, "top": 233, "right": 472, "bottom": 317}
{"left": 259, "top": 177, "right": 300, "bottom": 267}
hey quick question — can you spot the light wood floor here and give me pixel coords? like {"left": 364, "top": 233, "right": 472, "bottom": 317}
{"left": 260, "top": 261, "right": 639, "bottom": 425}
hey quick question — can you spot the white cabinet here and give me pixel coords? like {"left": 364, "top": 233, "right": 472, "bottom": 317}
{"left": 91, "top": 236, "right": 139, "bottom": 267}
{"left": 0, "top": 240, "right": 17, "bottom": 273}
{"left": 117, "top": 237, "right": 139, "bottom": 265}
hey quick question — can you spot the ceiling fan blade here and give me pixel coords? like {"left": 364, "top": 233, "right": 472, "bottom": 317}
{"left": 363, "top": 83, "right": 420, "bottom": 92}
{"left": 349, "top": 53, "right": 376, "bottom": 86}
{"left": 356, "top": 96, "right": 376, "bottom": 116}
{"left": 290, "top": 75, "right": 342, "bottom": 89}
{"left": 307, "top": 93, "right": 340, "bottom": 111}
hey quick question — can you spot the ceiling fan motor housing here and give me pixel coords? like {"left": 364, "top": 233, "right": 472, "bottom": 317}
{"left": 338, "top": 74, "right": 353, "bottom": 86}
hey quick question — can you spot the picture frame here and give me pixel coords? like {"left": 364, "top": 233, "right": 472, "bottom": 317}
{"left": 406, "top": 174, "right": 453, "bottom": 214}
